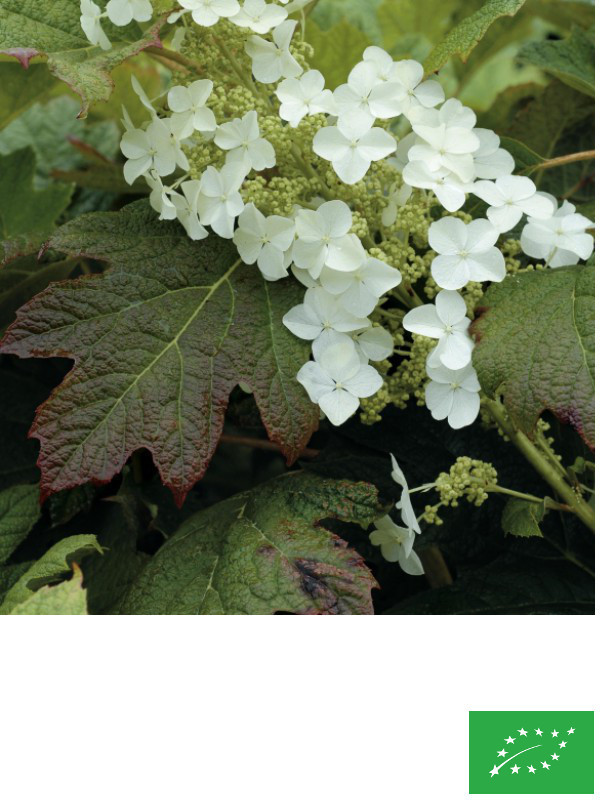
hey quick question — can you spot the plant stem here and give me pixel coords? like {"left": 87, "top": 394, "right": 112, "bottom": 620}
{"left": 219, "top": 434, "right": 319, "bottom": 459}
{"left": 420, "top": 545, "right": 453, "bottom": 587}
{"left": 484, "top": 485, "right": 570, "bottom": 512}
{"left": 482, "top": 398, "right": 594, "bottom": 532}
{"left": 531, "top": 150, "right": 595, "bottom": 172}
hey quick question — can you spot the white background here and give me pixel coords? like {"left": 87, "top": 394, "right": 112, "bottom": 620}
{"left": 1, "top": 617, "right": 597, "bottom": 799}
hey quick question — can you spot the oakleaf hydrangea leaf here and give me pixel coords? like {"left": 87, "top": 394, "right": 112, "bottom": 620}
{"left": 8, "top": 564, "right": 88, "bottom": 614}
{"left": 0, "top": 201, "right": 319, "bottom": 505}
{"left": 0, "top": 148, "right": 74, "bottom": 266}
{"left": 0, "top": 0, "right": 165, "bottom": 118}
{"left": 120, "top": 473, "right": 381, "bottom": 615}
{"left": 519, "top": 27, "right": 594, "bottom": 98}
{"left": 0, "top": 148, "right": 73, "bottom": 239}
{"left": 0, "top": 483, "right": 41, "bottom": 565}
{"left": 501, "top": 498, "right": 544, "bottom": 538}
{"left": 0, "top": 534, "right": 100, "bottom": 613}
{"left": 472, "top": 265, "right": 594, "bottom": 449}
{"left": 423, "top": 0, "right": 527, "bottom": 75}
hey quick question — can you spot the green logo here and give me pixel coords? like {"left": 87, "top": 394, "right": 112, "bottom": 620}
{"left": 469, "top": 711, "right": 594, "bottom": 794}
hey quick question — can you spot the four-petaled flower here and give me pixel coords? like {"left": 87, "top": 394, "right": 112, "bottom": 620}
{"left": 318, "top": 257, "right": 401, "bottom": 316}
{"left": 402, "top": 290, "right": 473, "bottom": 370}
{"left": 472, "top": 175, "right": 554, "bottom": 233}
{"left": 120, "top": 118, "right": 189, "bottom": 184}
{"left": 233, "top": 203, "right": 296, "bottom": 280}
{"left": 214, "top": 110, "right": 276, "bottom": 173}
{"left": 283, "top": 287, "right": 369, "bottom": 349}
{"left": 276, "top": 70, "right": 336, "bottom": 127}
{"left": 369, "top": 515, "right": 424, "bottom": 576}
{"left": 428, "top": 217, "right": 505, "bottom": 290}
{"left": 197, "top": 163, "right": 246, "bottom": 238}
{"left": 168, "top": 79, "right": 217, "bottom": 138}
{"left": 293, "top": 200, "right": 365, "bottom": 279}
{"left": 521, "top": 198, "right": 594, "bottom": 267}
{"left": 313, "top": 115, "right": 396, "bottom": 184}
{"left": 425, "top": 363, "right": 481, "bottom": 429}
{"left": 245, "top": 19, "right": 302, "bottom": 83}
{"left": 297, "top": 337, "right": 383, "bottom": 426}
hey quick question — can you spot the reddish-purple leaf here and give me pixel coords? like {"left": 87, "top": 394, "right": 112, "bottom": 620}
{"left": 0, "top": 201, "right": 319, "bottom": 504}
{"left": 472, "top": 265, "right": 594, "bottom": 449}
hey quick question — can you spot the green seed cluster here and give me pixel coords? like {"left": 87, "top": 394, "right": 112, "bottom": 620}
{"left": 435, "top": 457, "right": 498, "bottom": 507}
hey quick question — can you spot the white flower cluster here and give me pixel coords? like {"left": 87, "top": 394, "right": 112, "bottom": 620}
{"left": 370, "top": 455, "right": 424, "bottom": 576}
{"left": 88, "top": 4, "right": 595, "bottom": 431}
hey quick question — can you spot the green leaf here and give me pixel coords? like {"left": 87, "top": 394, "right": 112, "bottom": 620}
{"left": 0, "top": 533, "right": 100, "bottom": 613}
{"left": 0, "top": 148, "right": 73, "bottom": 242}
{"left": 519, "top": 27, "right": 594, "bottom": 97}
{"left": 9, "top": 563, "right": 87, "bottom": 614}
{"left": 0, "top": 96, "right": 121, "bottom": 187}
{"left": 0, "top": 256, "right": 77, "bottom": 333}
{"left": 500, "top": 136, "right": 545, "bottom": 172}
{"left": 423, "top": 0, "right": 528, "bottom": 74}
{"left": 305, "top": 18, "right": 371, "bottom": 89}
{"left": 0, "top": 1, "right": 165, "bottom": 118}
{"left": 120, "top": 473, "right": 381, "bottom": 615}
{"left": 0, "top": 483, "right": 40, "bottom": 565}
{"left": 505, "top": 81, "right": 593, "bottom": 160}
{"left": 0, "top": 201, "right": 319, "bottom": 505}
{"left": 0, "top": 62, "right": 57, "bottom": 131}
{"left": 501, "top": 498, "right": 545, "bottom": 537}
{"left": 472, "top": 266, "right": 594, "bottom": 448}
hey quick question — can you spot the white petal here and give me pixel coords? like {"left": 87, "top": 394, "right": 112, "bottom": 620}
{"left": 428, "top": 217, "right": 467, "bottom": 255}
{"left": 402, "top": 304, "right": 443, "bottom": 338}
{"left": 435, "top": 289, "right": 467, "bottom": 325}
{"left": 431, "top": 254, "right": 471, "bottom": 290}
{"left": 447, "top": 387, "right": 481, "bottom": 428}
{"left": 319, "top": 389, "right": 360, "bottom": 426}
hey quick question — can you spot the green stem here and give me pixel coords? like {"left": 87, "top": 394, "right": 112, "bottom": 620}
{"left": 482, "top": 398, "right": 594, "bottom": 532}
{"left": 484, "top": 485, "right": 570, "bottom": 513}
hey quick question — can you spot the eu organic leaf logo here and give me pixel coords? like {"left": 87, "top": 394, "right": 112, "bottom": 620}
{"left": 469, "top": 711, "right": 594, "bottom": 794}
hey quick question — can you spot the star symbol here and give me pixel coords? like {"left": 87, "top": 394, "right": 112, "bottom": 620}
{"left": 505, "top": 736, "right": 516, "bottom": 744}
{"left": 490, "top": 765, "right": 499, "bottom": 777}
{"left": 559, "top": 741, "right": 567, "bottom": 748}
{"left": 528, "top": 765, "right": 536, "bottom": 773}
{"left": 518, "top": 727, "right": 528, "bottom": 736}
{"left": 551, "top": 729, "right": 559, "bottom": 737}
{"left": 511, "top": 765, "right": 520, "bottom": 774}
{"left": 541, "top": 761, "right": 550, "bottom": 769}
{"left": 497, "top": 749, "right": 508, "bottom": 758}
{"left": 551, "top": 753, "right": 559, "bottom": 761}
{"left": 568, "top": 727, "right": 575, "bottom": 734}
{"left": 535, "top": 728, "right": 543, "bottom": 736}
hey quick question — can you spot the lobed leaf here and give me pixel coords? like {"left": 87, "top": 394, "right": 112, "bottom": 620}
{"left": 501, "top": 498, "right": 544, "bottom": 538}
{"left": 0, "top": 483, "right": 40, "bottom": 565}
{"left": 9, "top": 564, "right": 88, "bottom": 614}
{"left": 120, "top": 473, "right": 381, "bottom": 615}
{"left": 518, "top": 27, "right": 594, "bottom": 98}
{"left": 472, "top": 266, "right": 594, "bottom": 449}
{"left": 423, "top": 0, "right": 528, "bottom": 74}
{"left": 0, "top": 62, "right": 57, "bottom": 131}
{"left": 0, "top": 201, "right": 319, "bottom": 505}
{"left": 0, "top": 533, "right": 100, "bottom": 613}
{"left": 0, "top": 0, "right": 165, "bottom": 118}
{"left": 0, "top": 148, "right": 73, "bottom": 251}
